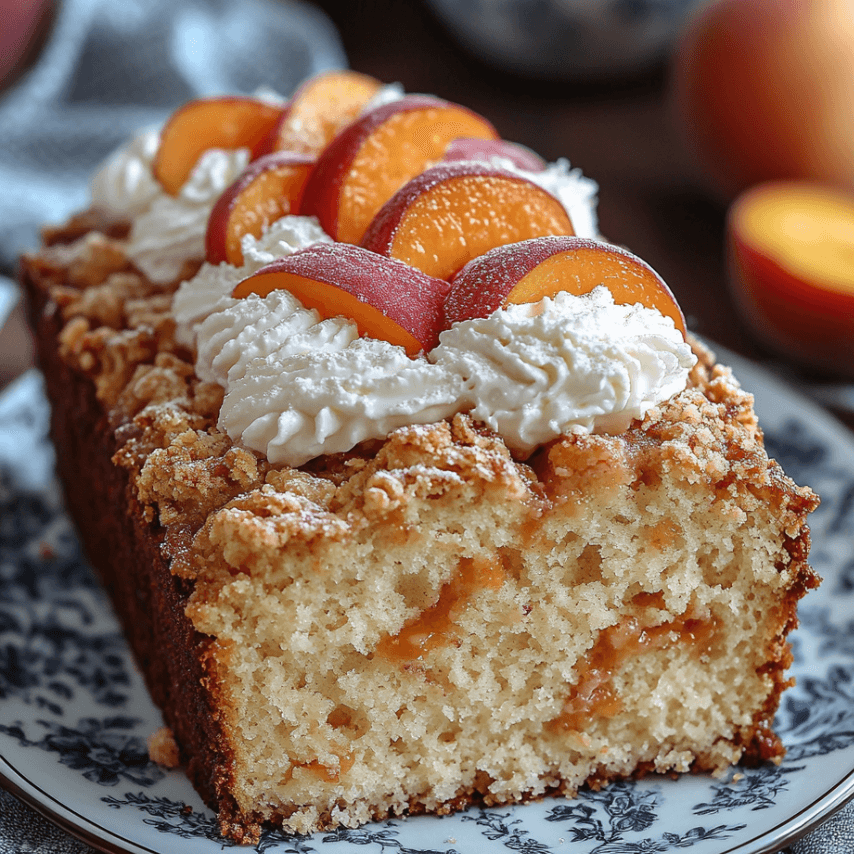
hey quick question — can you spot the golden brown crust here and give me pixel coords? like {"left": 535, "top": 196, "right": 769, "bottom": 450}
{"left": 19, "top": 217, "right": 820, "bottom": 842}
{"left": 21, "top": 238, "right": 241, "bottom": 825}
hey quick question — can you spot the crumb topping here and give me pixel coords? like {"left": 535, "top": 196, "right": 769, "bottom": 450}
{"left": 148, "top": 726, "right": 181, "bottom": 768}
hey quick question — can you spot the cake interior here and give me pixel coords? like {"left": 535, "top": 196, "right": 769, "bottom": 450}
{"left": 162, "top": 397, "right": 813, "bottom": 835}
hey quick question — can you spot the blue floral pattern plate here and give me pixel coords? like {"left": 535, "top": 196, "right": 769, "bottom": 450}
{"left": 2, "top": 346, "right": 853, "bottom": 854}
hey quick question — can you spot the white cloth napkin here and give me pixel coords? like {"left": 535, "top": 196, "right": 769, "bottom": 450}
{"left": 0, "top": 0, "right": 345, "bottom": 273}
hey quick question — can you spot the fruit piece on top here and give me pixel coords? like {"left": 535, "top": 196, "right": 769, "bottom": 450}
{"left": 232, "top": 243, "right": 451, "bottom": 355}
{"left": 361, "top": 162, "right": 575, "bottom": 281}
{"left": 153, "top": 96, "right": 283, "bottom": 196}
{"left": 443, "top": 137, "right": 546, "bottom": 172}
{"left": 444, "top": 235, "right": 687, "bottom": 337}
{"left": 205, "top": 151, "right": 315, "bottom": 266}
{"left": 728, "top": 181, "right": 854, "bottom": 377}
{"left": 265, "top": 70, "right": 384, "bottom": 157}
{"left": 300, "top": 95, "right": 499, "bottom": 244}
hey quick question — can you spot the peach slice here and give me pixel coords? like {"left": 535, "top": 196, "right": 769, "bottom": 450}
{"left": 232, "top": 243, "right": 450, "bottom": 355}
{"left": 443, "top": 137, "right": 546, "bottom": 172}
{"left": 727, "top": 181, "right": 854, "bottom": 376}
{"left": 153, "top": 96, "right": 283, "bottom": 196}
{"left": 444, "top": 235, "right": 687, "bottom": 336}
{"left": 300, "top": 95, "right": 499, "bottom": 244}
{"left": 360, "top": 162, "right": 575, "bottom": 281}
{"left": 205, "top": 151, "right": 315, "bottom": 266}
{"left": 265, "top": 70, "right": 383, "bottom": 157}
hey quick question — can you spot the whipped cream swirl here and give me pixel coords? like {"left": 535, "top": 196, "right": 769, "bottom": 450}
{"left": 90, "top": 87, "right": 690, "bottom": 465}
{"left": 220, "top": 337, "right": 462, "bottom": 466}
{"left": 195, "top": 290, "right": 356, "bottom": 387}
{"left": 91, "top": 129, "right": 162, "bottom": 219}
{"left": 203, "top": 282, "right": 695, "bottom": 465}
{"left": 196, "top": 287, "right": 460, "bottom": 466}
{"left": 432, "top": 286, "right": 696, "bottom": 452}
{"left": 360, "top": 82, "right": 405, "bottom": 114}
{"left": 526, "top": 159, "right": 599, "bottom": 239}
{"left": 126, "top": 147, "right": 251, "bottom": 284}
{"left": 90, "top": 87, "right": 292, "bottom": 285}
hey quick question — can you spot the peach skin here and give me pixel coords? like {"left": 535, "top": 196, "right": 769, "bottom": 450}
{"left": 444, "top": 235, "right": 687, "bottom": 336}
{"left": 205, "top": 152, "right": 315, "bottom": 266}
{"left": 442, "top": 138, "right": 546, "bottom": 172}
{"left": 232, "top": 243, "right": 451, "bottom": 355}
{"left": 264, "top": 70, "right": 383, "bottom": 157}
{"left": 153, "top": 97, "right": 283, "bottom": 196}
{"left": 300, "top": 95, "right": 498, "bottom": 244}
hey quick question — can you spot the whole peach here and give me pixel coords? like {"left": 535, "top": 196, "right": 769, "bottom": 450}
{"left": 672, "top": 0, "right": 854, "bottom": 199}
{"left": 0, "top": 0, "right": 53, "bottom": 88}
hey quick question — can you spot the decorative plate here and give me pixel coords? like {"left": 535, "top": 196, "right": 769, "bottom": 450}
{"left": 1, "top": 347, "right": 853, "bottom": 854}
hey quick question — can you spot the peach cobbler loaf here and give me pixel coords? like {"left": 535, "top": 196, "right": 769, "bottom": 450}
{"left": 20, "top": 71, "right": 818, "bottom": 843}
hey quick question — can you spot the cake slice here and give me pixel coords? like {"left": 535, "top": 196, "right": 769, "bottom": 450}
{"left": 20, "top": 74, "right": 819, "bottom": 843}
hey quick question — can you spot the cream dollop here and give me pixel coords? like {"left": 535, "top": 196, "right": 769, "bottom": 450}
{"left": 207, "top": 284, "right": 694, "bottom": 466}
{"left": 126, "top": 147, "right": 250, "bottom": 284}
{"left": 527, "top": 159, "right": 599, "bottom": 239}
{"left": 195, "top": 289, "right": 356, "bottom": 387}
{"left": 91, "top": 128, "right": 161, "bottom": 219}
{"left": 431, "top": 286, "right": 696, "bottom": 452}
{"left": 93, "top": 88, "right": 690, "bottom": 465}
{"left": 219, "top": 338, "right": 463, "bottom": 466}
{"left": 359, "top": 82, "right": 405, "bottom": 114}
{"left": 171, "top": 215, "right": 331, "bottom": 346}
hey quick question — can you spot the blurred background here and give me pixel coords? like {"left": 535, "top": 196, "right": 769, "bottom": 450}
{"left": 0, "top": 2, "right": 853, "bottom": 852}
{"left": 1, "top": 0, "right": 852, "bottom": 416}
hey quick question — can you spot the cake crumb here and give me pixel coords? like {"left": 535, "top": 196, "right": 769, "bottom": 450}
{"left": 147, "top": 726, "right": 180, "bottom": 768}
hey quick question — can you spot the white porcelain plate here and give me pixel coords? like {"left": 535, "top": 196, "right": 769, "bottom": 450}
{"left": 1, "top": 348, "right": 853, "bottom": 854}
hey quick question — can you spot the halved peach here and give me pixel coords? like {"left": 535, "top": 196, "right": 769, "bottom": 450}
{"left": 265, "top": 70, "right": 383, "bottom": 157}
{"left": 443, "top": 137, "right": 546, "bottom": 172}
{"left": 444, "top": 236, "right": 687, "bottom": 336}
{"left": 205, "top": 152, "right": 315, "bottom": 266}
{"left": 232, "top": 243, "right": 450, "bottom": 355}
{"left": 153, "top": 96, "right": 284, "bottom": 196}
{"left": 300, "top": 95, "right": 499, "bottom": 244}
{"left": 360, "top": 162, "right": 575, "bottom": 281}
{"left": 728, "top": 181, "right": 854, "bottom": 376}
